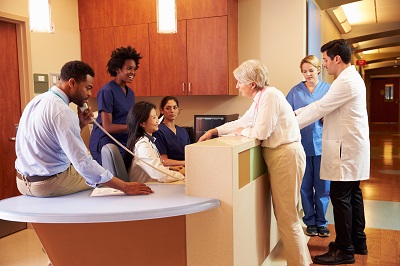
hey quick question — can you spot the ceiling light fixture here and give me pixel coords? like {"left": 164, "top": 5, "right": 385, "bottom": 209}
{"left": 156, "top": 0, "right": 177, "bottom": 34}
{"left": 327, "top": 6, "right": 352, "bottom": 34}
{"left": 362, "top": 49, "right": 379, "bottom": 55}
{"left": 340, "top": 20, "right": 352, "bottom": 34}
{"left": 332, "top": 6, "right": 347, "bottom": 24}
{"left": 29, "top": 0, "right": 54, "bottom": 33}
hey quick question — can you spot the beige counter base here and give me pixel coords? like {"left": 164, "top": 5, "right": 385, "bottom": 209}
{"left": 185, "top": 136, "right": 280, "bottom": 265}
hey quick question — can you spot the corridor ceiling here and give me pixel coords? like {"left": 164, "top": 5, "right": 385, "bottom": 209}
{"left": 314, "top": 0, "right": 400, "bottom": 71}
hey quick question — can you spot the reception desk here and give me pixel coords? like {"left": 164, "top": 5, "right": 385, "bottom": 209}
{"left": 0, "top": 183, "right": 219, "bottom": 266}
{"left": 185, "top": 136, "right": 280, "bottom": 265}
{"left": 1, "top": 136, "right": 281, "bottom": 265}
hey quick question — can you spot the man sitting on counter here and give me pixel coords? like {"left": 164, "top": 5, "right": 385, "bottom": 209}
{"left": 15, "top": 60, "right": 153, "bottom": 197}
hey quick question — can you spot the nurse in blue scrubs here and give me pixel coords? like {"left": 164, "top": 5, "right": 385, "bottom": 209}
{"left": 89, "top": 46, "right": 142, "bottom": 164}
{"left": 286, "top": 55, "right": 331, "bottom": 238}
{"left": 153, "top": 96, "right": 190, "bottom": 166}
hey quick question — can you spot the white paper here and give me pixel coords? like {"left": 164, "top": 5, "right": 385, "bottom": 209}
{"left": 90, "top": 187, "right": 125, "bottom": 197}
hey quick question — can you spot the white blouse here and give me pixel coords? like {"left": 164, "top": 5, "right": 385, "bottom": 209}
{"left": 127, "top": 136, "right": 185, "bottom": 183}
{"left": 217, "top": 86, "right": 301, "bottom": 148}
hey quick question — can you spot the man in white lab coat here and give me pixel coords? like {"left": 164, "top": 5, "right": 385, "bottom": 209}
{"left": 295, "top": 39, "right": 370, "bottom": 265}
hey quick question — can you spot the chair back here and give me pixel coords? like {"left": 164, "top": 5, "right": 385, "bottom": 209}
{"left": 101, "top": 143, "right": 129, "bottom": 182}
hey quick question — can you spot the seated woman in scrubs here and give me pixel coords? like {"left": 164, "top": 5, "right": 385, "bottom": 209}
{"left": 153, "top": 96, "right": 191, "bottom": 166}
{"left": 124, "top": 101, "right": 185, "bottom": 183}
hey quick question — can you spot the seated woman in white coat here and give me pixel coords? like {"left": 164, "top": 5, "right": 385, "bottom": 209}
{"left": 123, "top": 101, "right": 185, "bottom": 183}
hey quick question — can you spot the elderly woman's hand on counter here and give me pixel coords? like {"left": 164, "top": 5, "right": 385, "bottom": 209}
{"left": 198, "top": 128, "right": 219, "bottom": 142}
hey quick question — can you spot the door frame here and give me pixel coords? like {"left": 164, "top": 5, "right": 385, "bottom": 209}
{"left": 0, "top": 11, "right": 33, "bottom": 111}
{"left": 0, "top": 12, "right": 33, "bottom": 237}
{"left": 370, "top": 74, "right": 400, "bottom": 124}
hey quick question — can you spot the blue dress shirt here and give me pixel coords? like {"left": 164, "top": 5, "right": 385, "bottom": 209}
{"left": 15, "top": 86, "right": 113, "bottom": 187}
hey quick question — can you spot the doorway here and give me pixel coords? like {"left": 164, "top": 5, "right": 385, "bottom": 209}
{"left": 370, "top": 77, "right": 400, "bottom": 123}
{"left": 0, "top": 19, "right": 27, "bottom": 237}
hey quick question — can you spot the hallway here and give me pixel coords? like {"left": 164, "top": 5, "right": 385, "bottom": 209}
{"left": 308, "top": 124, "right": 400, "bottom": 265}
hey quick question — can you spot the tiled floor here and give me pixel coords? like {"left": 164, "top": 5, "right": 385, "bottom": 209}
{"left": 0, "top": 228, "right": 48, "bottom": 266}
{"left": 0, "top": 124, "right": 399, "bottom": 265}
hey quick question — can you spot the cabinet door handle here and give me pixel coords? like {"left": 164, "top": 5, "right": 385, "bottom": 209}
{"left": 182, "top": 83, "right": 186, "bottom": 93}
{"left": 9, "top": 137, "right": 16, "bottom": 141}
{"left": 188, "top": 82, "right": 192, "bottom": 93}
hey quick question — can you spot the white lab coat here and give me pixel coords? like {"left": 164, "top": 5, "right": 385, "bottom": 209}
{"left": 295, "top": 65, "right": 370, "bottom": 181}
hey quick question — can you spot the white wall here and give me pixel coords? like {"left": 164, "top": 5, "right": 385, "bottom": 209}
{"left": 320, "top": 10, "right": 342, "bottom": 84}
{"left": 237, "top": 0, "right": 306, "bottom": 95}
{"left": 0, "top": 0, "right": 81, "bottom": 85}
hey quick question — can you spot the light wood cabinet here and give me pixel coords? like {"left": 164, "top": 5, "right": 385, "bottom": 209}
{"left": 80, "top": 28, "right": 114, "bottom": 95}
{"left": 187, "top": 17, "right": 229, "bottom": 95}
{"left": 176, "top": 0, "right": 228, "bottom": 20}
{"left": 78, "top": 0, "right": 155, "bottom": 30}
{"left": 150, "top": 17, "right": 232, "bottom": 96}
{"left": 81, "top": 25, "right": 151, "bottom": 96}
{"left": 111, "top": 0, "right": 156, "bottom": 27}
{"left": 78, "top": 0, "right": 113, "bottom": 30}
{"left": 149, "top": 20, "right": 187, "bottom": 96}
{"left": 78, "top": 0, "right": 237, "bottom": 96}
{"left": 113, "top": 24, "right": 151, "bottom": 96}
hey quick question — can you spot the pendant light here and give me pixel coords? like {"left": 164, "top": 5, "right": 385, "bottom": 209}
{"left": 157, "top": 0, "right": 177, "bottom": 34}
{"left": 29, "top": 0, "right": 54, "bottom": 33}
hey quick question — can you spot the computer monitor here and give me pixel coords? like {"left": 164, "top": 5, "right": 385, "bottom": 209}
{"left": 193, "top": 114, "right": 239, "bottom": 142}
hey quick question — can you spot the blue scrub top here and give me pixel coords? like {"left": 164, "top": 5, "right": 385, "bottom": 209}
{"left": 286, "top": 81, "right": 330, "bottom": 156}
{"left": 153, "top": 123, "right": 191, "bottom": 161}
{"left": 89, "top": 80, "right": 135, "bottom": 164}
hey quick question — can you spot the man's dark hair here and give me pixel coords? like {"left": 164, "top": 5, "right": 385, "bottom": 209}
{"left": 107, "top": 46, "right": 143, "bottom": 77}
{"left": 60, "top": 60, "right": 95, "bottom": 83}
{"left": 321, "top": 39, "right": 352, "bottom": 64}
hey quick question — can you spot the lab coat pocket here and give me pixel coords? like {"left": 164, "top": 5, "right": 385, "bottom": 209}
{"left": 321, "top": 140, "right": 341, "bottom": 178}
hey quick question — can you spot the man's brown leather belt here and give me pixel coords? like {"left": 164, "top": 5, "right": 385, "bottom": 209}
{"left": 16, "top": 172, "right": 57, "bottom": 182}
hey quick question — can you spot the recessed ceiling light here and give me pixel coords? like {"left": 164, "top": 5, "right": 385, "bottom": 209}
{"left": 362, "top": 49, "right": 379, "bottom": 54}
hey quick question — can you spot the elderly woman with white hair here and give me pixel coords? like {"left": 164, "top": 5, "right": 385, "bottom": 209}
{"left": 198, "top": 59, "right": 311, "bottom": 266}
